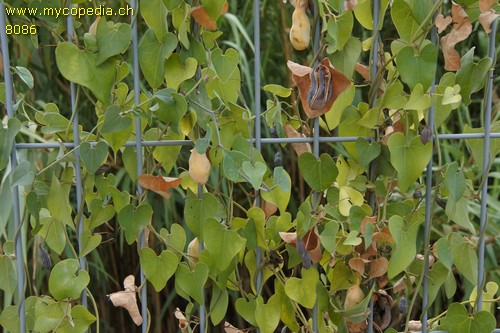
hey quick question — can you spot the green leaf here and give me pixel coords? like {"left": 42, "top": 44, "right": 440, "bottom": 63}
{"left": 456, "top": 48, "right": 493, "bottom": 105}
{"left": 353, "top": 0, "right": 390, "bottom": 30}
{"left": 101, "top": 105, "right": 132, "bottom": 134}
{"left": 38, "top": 213, "right": 66, "bottom": 255}
{"left": 156, "top": 92, "right": 187, "bottom": 130}
{"left": 464, "top": 122, "right": 500, "bottom": 171}
{"left": 339, "top": 186, "right": 364, "bottom": 217}
{"left": 88, "top": 200, "right": 115, "bottom": 229}
{"left": 140, "top": 248, "right": 179, "bottom": 291}
{"left": 138, "top": 30, "right": 177, "bottom": 89}
{"left": 263, "top": 84, "right": 292, "bottom": 97}
{"left": 443, "top": 303, "right": 495, "bottom": 333}
{"left": 449, "top": 232, "right": 477, "bottom": 285}
{"left": 396, "top": 44, "right": 437, "bottom": 91}
{"left": 319, "top": 221, "right": 339, "bottom": 253}
{"left": 235, "top": 297, "right": 257, "bottom": 326}
{"left": 261, "top": 167, "right": 291, "bottom": 213}
{"left": 0, "top": 118, "right": 21, "bottom": 171}
{"left": 66, "top": 305, "right": 97, "bottom": 333}
{"left": 388, "top": 215, "right": 422, "bottom": 278}
{"left": 14, "top": 66, "right": 34, "bottom": 89}
{"left": 324, "top": 85, "right": 356, "bottom": 130}
{"left": 404, "top": 83, "right": 431, "bottom": 111}
{"left": 329, "top": 37, "right": 362, "bottom": 79}
{"left": 445, "top": 162, "right": 466, "bottom": 201}
{"left": 175, "top": 262, "right": 209, "bottom": 304}
{"left": 201, "top": 0, "right": 226, "bottom": 20}
{"left": 95, "top": 18, "right": 132, "bottom": 65}
{"left": 34, "top": 302, "right": 65, "bottom": 332}
{"left": 255, "top": 294, "right": 282, "bottom": 333}
{"left": 160, "top": 223, "right": 187, "bottom": 256}
{"left": 391, "top": 0, "right": 426, "bottom": 41}
{"left": 211, "top": 48, "right": 239, "bottom": 83}
{"left": 164, "top": 54, "right": 197, "bottom": 90}
{"left": 55, "top": 42, "right": 115, "bottom": 103}
{"left": 442, "top": 85, "right": 462, "bottom": 105}
{"left": 209, "top": 284, "right": 228, "bottom": 325}
{"left": 141, "top": 0, "right": 167, "bottom": 40}
{"left": 0, "top": 256, "right": 17, "bottom": 296}
{"left": 388, "top": 132, "right": 432, "bottom": 192}
{"left": 285, "top": 267, "right": 319, "bottom": 308}
{"left": 0, "top": 305, "right": 19, "bottom": 333}
{"left": 184, "top": 192, "right": 225, "bottom": 240}
{"left": 152, "top": 129, "right": 184, "bottom": 173}
{"left": 194, "top": 126, "right": 212, "bottom": 154}
{"left": 425, "top": 262, "right": 449, "bottom": 307}
{"left": 242, "top": 161, "right": 267, "bottom": 190}
{"left": 49, "top": 259, "right": 90, "bottom": 300}
{"left": 80, "top": 141, "right": 109, "bottom": 175}
{"left": 469, "top": 281, "right": 499, "bottom": 314}
{"left": 79, "top": 230, "right": 101, "bottom": 257}
{"left": 47, "top": 172, "right": 73, "bottom": 226}
{"left": 379, "top": 81, "right": 407, "bottom": 109}
{"left": 203, "top": 218, "right": 246, "bottom": 271}
{"left": 117, "top": 203, "right": 152, "bottom": 245}
{"left": 326, "top": 10, "right": 354, "bottom": 52}
{"left": 355, "top": 137, "right": 380, "bottom": 168}
{"left": 12, "top": 160, "right": 35, "bottom": 187}
{"left": 298, "top": 153, "right": 338, "bottom": 191}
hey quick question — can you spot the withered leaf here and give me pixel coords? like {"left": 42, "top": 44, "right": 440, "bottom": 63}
{"left": 479, "top": 11, "right": 499, "bottom": 33}
{"left": 138, "top": 174, "right": 182, "bottom": 198}
{"left": 107, "top": 275, "right": 142, "bottom": 326}
{"left": 174, "top": 308, "right": 189, "bottom": 332}
{"left": 344, "top": 0, "right": 359, "bottom": 11}
{"left": 348, "top": 257, "right": 368, "bottom": 276}
{"left": 369, "top": 257, "right": 388, "bottom": 279}
{"left": 279, "top": 226, "right": 322, "bottom": 264}
{"left": 284, "top": 124, "right": 312, "bottom": 157}
{"left": 287, "top": 58, "right": 351, "bottom": 118}
{"left": 435, "top": 13, "right": 452, "bottom": 34}
{"left": 191, "top": 2, "right": 229, "bottom": 31}
{"left": 440, "top": 2, "right": 472, "bottom": 71}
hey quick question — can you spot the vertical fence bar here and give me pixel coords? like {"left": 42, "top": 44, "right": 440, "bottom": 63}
{"left": 0, "top": 4, "right": 26, "bottom": 332}
{"left": 421, "top": 7, "right": 439, "bottom": 332}
{"left": 253, "top": 0, "right": 264, "bottom": 299}
{"left": 65, "top": 1, "right": 87, "bottom": 307}
{"left": 476, "top": 19, "right": 498, "bottom": 310}
{"left": 367, "top": 1, "right": 380, "bottom": 332}
{"left": 311, "top": 1, "right": 321, "bottom": 330}
{"left": 129, "top": 1, "right": 148, "bottom": 331}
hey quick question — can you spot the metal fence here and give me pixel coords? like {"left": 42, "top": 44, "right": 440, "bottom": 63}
{"left": 0, "top": 0, "right": 499, "bottom": 332}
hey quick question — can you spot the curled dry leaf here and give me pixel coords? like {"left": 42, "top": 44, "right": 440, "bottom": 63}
{"left": 284, "top": 124, "right": 312, "bottom": 157}
{"left": 354, "top": 62, "right": 369, "bottom": 81}
{"left": 191, "top": 2, "right": 229, "bottom": 30}
{"left": 189, "top": 149, "right": 211, "bottom": 185}
{"left": 344, "top": 0, "right": 358, "bottom": 11}
{"left": 345, "top": 281, "right": 365, "bottom": 310}
{"left": 290, "top": 0, "right": 309, "bottom": 11}
{"left": 138, "top": 174, "right": 182, "bottom": 199}
{"left": 224, "top": 321, "right": 244, "bottom": 333}
{"left": 174, "top": 308, "right": 189, "bottom": 333}
{"left": 373, "top": 290, "right": 393, "bottom": 330}
{"left": 107, "top": 275, "right": 142, "bottom": 326}
{"left": 435, "top": 13, "right": 452, "bottom": 34}
{"left": 479, "top": 0, "right": 498, "bottom": 12}
{"left": 348, "top": 257, "right": 368, "bottom": 276}
{"left": 393, "top": 275, "right": 416, "bottom": 293}
{"left": 408, "top": 320, "right": 423, "bottom": 332}
{"left": 479, "top": 10, "right": 499, "bottom": 33}
{"left": 440, "top": 2, "right": 472, "bottom": 71}
{"left": 287, "top": 58, "right": 351, "bottom": 118}
{"left": 369, "top": 257, "right": 389, "bottom": 279}
{"left": 279, "top": 226, "right": 322, "bottom": 263}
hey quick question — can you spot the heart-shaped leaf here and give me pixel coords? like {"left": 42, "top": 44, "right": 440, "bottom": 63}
{"left": 355, "top": 137, "right": 381, "bottom": 168}
{"left": 96, "top": 18, "right": 132, "bottom": 65}
{"left": 285, "top": 267, "right": 319, "bottom": 308}
{"left": 159, "top": 224, "right": 187, "bottom": 256}
{"left": 255, "top": 294, "right": 282, "bottom": 333}
{"left": 140, "top": 248, "right": 179, "bottom": 292}
{"left": 339, "top": 186, "right": 364, "bottom": 217}
{"left": 140, "top": 0, "right": 167, "bottom": 40}
{"left": 404, "top": 83, "right": 431, "bottom": 111}
{"left": 164, "top": 54, "right": 197, "bottom": 90}
{"left": 211, "top": 48, "right": 239, "bottom": 83}
{"left": 156, "top": 92, "right": 188, "bottom": 131}
{"left": 443, "top": 302, "right": 495, "bottom": 333}
{"left": 0, "top": 118, "right": 21, "bottom": 171}
{"left": 79, "top": 230, "right": 102, "bottom": 257}
{"left": 55, "top": 42, "right": 115, "bottom": 103}
{"left": 469, "top": 281, "right": 499, "bottom": 314}
{"left": 175, "top": 263, "right": 209, "bottom": 304}
{"left": 101, "top": 105, "right": 132, "bottom": 134}
{"left": 49, "top": 259, "right": 90, "bottom": 300}
{"left": 80, "top": 141, "right": 109, "bottom": 175}
{"left": 442, "top": 85, "right": 462, "bottom": 106}
{"left": 388, "top": 132, "right": 432, "bottom": 192}
{"left": 242, "top": 161, "right": 267, "bottom": 190}
{"left": 298, "top": 152, "right": 338, "bottom": 191}
{"left": 184, "top": 192, "right": 226, "bottom": 240}
{"left": 0, "top": 256, "right": 17, "bottom": 296}
{"left": 235, "top": 297, "right": 257, "bottom": 326}
{"left": 396, "top": 44, "right": 438, "bottom": 91}
{"left": 387, "top": 215, "right": 423, "bottom": 278}
{"left": 261, "top": 167, "right": 291, "bottom": 213}
{"left": 203, "top": 218, "right": 246, "bottom": 271}
{"left": 138, "top": 30, "right": 177, "bottom": 89}
{"left": 117, "top": 204, "right": 153, "bottom": 245}
{"left": 449, "top": 232, "right": 478, "bottom": 285}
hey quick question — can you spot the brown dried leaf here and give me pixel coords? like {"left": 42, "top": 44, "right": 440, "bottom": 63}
{"left": 224, "top": 322, "right": 244, "bottom": 333}
{"left": 408, "top": 320, "right": 423, "bottom": 332}
{"left": 284, "top": 124, "right": 312, "bottom": 156}
{"left": 346, "top": 320, "right": 368, "bottom": 333}
{"left": 190, "top": 2, "right": 229, "bottom": 31}
{"left": 369, "top": 257, "right": 388, "bottom": 279}
{"left": 435, "top": 13, "right": 452, "bottom": 34}
{"left": 393, "top": 275, "right": 416, "bottom": 293}
{"left": 344, "top": 0, "right": 358, "bottom": 11}
{"left": 138, "top": 175, "right": 182, "bottom": 199}
{"left": 354, "top": 62, "right": 369, "bottom": 81}
{"left": 440, "top": 2, "right": 472, "bottom": 71}
{"left": 288, "top": 58, "right": 351, "bottom": 118}
{"left": 348, "top": 258, "right": 368, "bottom": 276}
{"left": 479, "top": 0, "right": 498, "bottom": 12}
{"left": 174, "top": 308, "right": 189, "bottom": 333}
{"left": 479, "top": 11, "right": 499, "bottom": 33}
{"left": 279, "top": 226, "right": 322, "bottom": 263}
{"left": 107, "top": 275, "right": 142, "bottom": 326}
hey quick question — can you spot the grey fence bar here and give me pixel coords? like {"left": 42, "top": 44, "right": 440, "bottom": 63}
{"left": 0, "top": 3, "right": 26, "bottom": 333}
{"left": 0, "top": 1, "right": 499, "bottom": 332}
